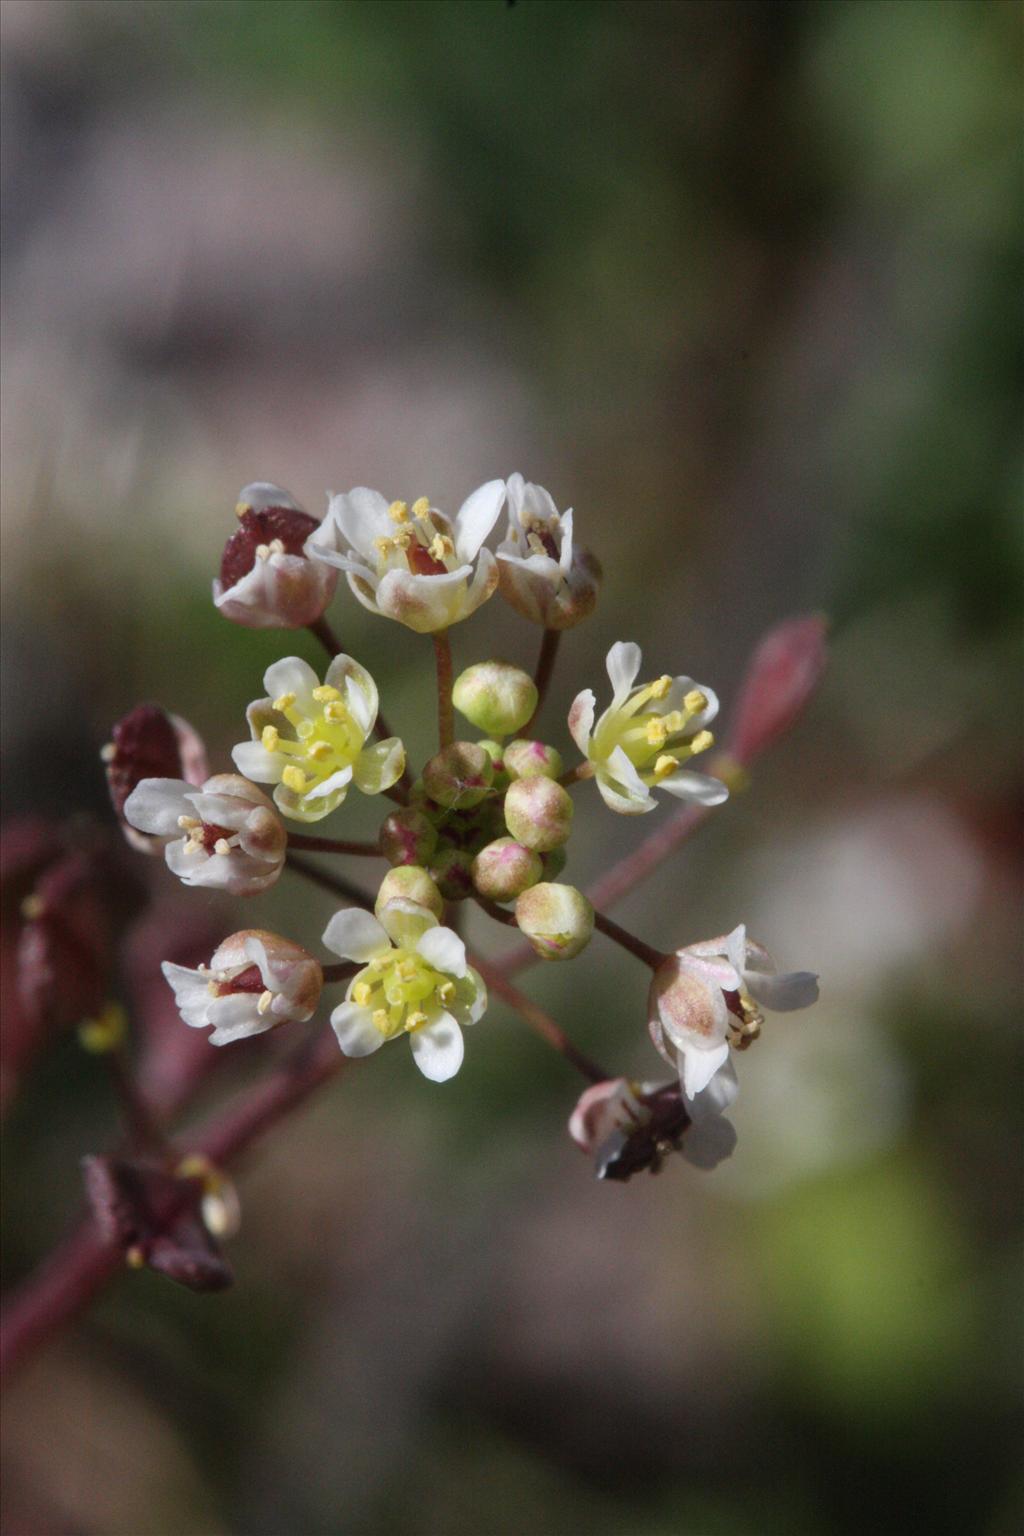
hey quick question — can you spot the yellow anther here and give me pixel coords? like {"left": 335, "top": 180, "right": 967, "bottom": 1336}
{"left": 126, "top": 1245, "right": 146, "bottom": 1269}
{"left": 177, "top": 1152, "right": 215, "bottom": 1184}
{"left": 324, "top": 700, "right": 348, "bottom": 724}
{"left": 411, "top": 497, "right": 431, "bottom": 518}
{"left": 272, "top": 692, "right": 296, "bottom": 713}
{"left": 526, "top": 531, "right": 548, "bottom": 556}
{"left": 660, "top": 711, "right": 685, "bottom": 734}
{"left": 645, "top": 718, "right": 668, "bottom": 747}
{"left": 312, "top": 685, "right": 341, "bottom": 703}
{"left": 177, "top": 814, "right": 201, "bottom": 830}
{"left": 281, "top": 766, "right": 308, "bottom": 793}
{"left": 267, "top": 538, "right": 285, "bottom": 556}
{"left": 368, "top": 956, "right": 388, "bottom": 973}
{"left": 353, "top": 982, "right": 373, "bottom": 1007}
{"left": 255, "top": 543, "right": 271, "bottom": 561}
{"left": 372, "top": 1008, "right": 389, "bottom": 1031}
{"left": 261, "top": 725, "right": 280, "bottom": 751}
{"left": 388, "top": 500, "right": 410, "bottom": 523}
{"left": 100, "top": 742, "right": 116, "bottom": 763}
{"left": 405, "top": 1009, "right": 427, "bottom": 1032}
{"left": 683, "top": 688, "right": 708, "bottom": 715}
{"left": 78, "top": 1001, "right": 127, "bottom": 1055}
{"left": 397, "top": 959, "right": 418, "bottom": 981}
{"left": 689, "top": 729, "right": 714, "bottom": 755}
{"left": 654, "top": 754, "right": 680, "bottom": 779}
{"left": 373, "top": 535, "right": 393, "bottom": 556}
{"left": 234, "top": 501, "right": 251, "bottom": 518}
{"left": 437, "top": 980, "right": 455, "bottom": 1004}
{"left": 256, "top": 989, "right": 274, "bottom": 1015}
{"left": 213, "top": 838, "right": 232, "bottom": 856}
{"left": 429, "top": 533, "right": 454, "bottom": 563}
{"left": 391, "top": 524, "right": 412, "bottom": 548}
{"left": 20, "top": 893, "right": 45, "bottom": 921}
{"left": 308, "top": 741, "right": 332, "bottom": 761}
{"left": 648, "top": 675, "right": 673, "bottom": 700}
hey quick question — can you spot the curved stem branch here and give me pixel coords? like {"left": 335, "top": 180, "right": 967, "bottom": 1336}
{"left": 524, "top": 628, "right": 561, "bottom": 733}
{"left": 473, "top": 893, "right": 517, "bottom": 927}
{"left": 285, "top": 853, "right": 374, "bottom": 910}
{"left": 470, "top": 955, "right": 610, "bottom": 1084}
{"left": 288, "top": 833, "right": 381, "bottom": 858}
{"left": 558, "top": 762, "right": 594, "bottom": 788}
{"left": 592, "top": 909, "right": 665, "bottom": 970}
{"left": 433, "top": 630, "right": 454, "bottom": 749}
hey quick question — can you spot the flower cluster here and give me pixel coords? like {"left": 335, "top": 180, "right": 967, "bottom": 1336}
{"left": 109, "top": 470, "right": 822, "bottom": 1188}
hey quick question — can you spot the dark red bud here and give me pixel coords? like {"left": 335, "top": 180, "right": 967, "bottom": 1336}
{"left": 219, "top": 507, "right": 320, "bottom": 589}
{"left": 83, "top": 1155, "right": 232, "bottom": 1293}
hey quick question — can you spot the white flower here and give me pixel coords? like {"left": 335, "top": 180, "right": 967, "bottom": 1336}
{"left": 496, "top": 473, "right": 601, "bottom": 629}
{"left": 232, "top": 653, "right": 404, "bottom": 823}
{"left": 305, "top": 482, "right": 505, "bottom": 633}
{"left": 214, "top": 482, "right": 338, "bottom": 629}
{"left": 162, "top": 930, "right": 323, "bottom": 1046}
{"left": 648, "top": 924, "right": 819, "bottom": 1100}
{"left": 124, "top": 773, "right": 287, "bottom": 896}
{"left": 568, "top": 640, "right": 728, "bottom": 815}
{"left": 323, "top": 901, "right": 486, "bottom": 1081}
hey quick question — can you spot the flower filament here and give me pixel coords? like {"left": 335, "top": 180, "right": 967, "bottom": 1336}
{"left": 370, "top": 498, "right": 460, "bottom": 578}
{"left": 597, "top": 679, "right": 713, "bottom": 783}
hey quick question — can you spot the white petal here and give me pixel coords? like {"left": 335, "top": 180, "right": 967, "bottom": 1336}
{"left": 681, "top": 1111, "right": 737, "bottom": 1170}
{"left": 231, "top": 741, "right": 283, "bottom": 783}
{"left": 453, "top": 479, "right": 505, "bottom": 563}
{"left": 687, "top": 1055, "right": 739, "bottom": 1118}
{"left": 559, "top": 506, "right": 574, "bottom": 573}
{"left": 206, "top": 993, "right": 268, "bottom": 1042}
{"left": 567, "top": 689, "right": 596, "bottom": 755}
{"left": 375, "top": 565, "right": 473, "bottom": 633}
{"left": 123, "top": 779, "right": 191, "bottom": 836}
{"left": 353, "top": 738, "right": 405, "bottom": 795}
{"left": 745, "top": 968, "right": 820, "bottom": 1012}
{"left": 606, "top": 641, "right": 642, "bottom": 703}
{"left": 322, "top": 908, "right": 391, "bottom": 963}
{"left": 325, "top": 652, "right": 378, "bottom": 734}
{"left": 679, "top": 1040, "right": 731, "bottom": 1098}
{"left": 657, "top": 769, "right": 729, "bottom": 806}
{"left": 333, "top": 487, "right": 393, "bottom": 559}
{"left": 723, "top": 925, "right": 748, "bottom": 978}
{"left": 504, "top": 472, "right": 525, "bottom": 519}
{"left": 415, "top": 925, "right": 467, "bottom": 978}
{"left": 331, "top": 1002, "right": 386, "bottom": 1058}
{"left": 161, "top": 962, "right": 212, "bottom": 1030}
{"left": 377, "top": 899, "right": 437, "bottom": 947}
{"left": 237, "top": 481, "right": 302, "bottom": 513}
{"left": 409, "top": 1014, "right": 464, "bottom": 1081}
{"left": 596, "top": 770, "right": 657, "bottom": 816}
{"left": 303, "top": 764, "right": 353, "bottom": 802}
{"left": 263, "top": 657, "right": 320, "bottom": 710}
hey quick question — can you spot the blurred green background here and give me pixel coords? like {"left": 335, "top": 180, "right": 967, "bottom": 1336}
{"left": 1, "top": 1, "right": 1021, "bottom": 1533}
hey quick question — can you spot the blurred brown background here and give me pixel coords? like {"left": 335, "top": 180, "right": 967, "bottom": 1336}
{"left": 1, "top": 2, "right": 1021, "bottom": 1533}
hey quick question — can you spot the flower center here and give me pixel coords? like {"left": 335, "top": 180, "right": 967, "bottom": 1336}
{"left": 262, "top": 685, "right": 363, "bottom": 799}
{"left": 598, "top": 679, "right": 714, "bottom": 782}
{"left": 349, "top": 948, "right": 455, "bottom": 1040}
{"left": 221, "top": 506, "right": 320, "bottom": 587}
{"left": 370, "top": 499, "right": 458, "bottom": 578}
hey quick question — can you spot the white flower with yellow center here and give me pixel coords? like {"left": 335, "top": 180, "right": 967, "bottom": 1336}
{"left": 568, "top": 641, "right": 728, "bottom": 815}
{"left": 648, "top": 924, "right": 819, "bottom": 1099}
{"left": 323, "top": 901, "right": 486, "bottom": 1081}
{"left": 496, "top": 473, "right": 601, "bottom": 629}
{"left": 232, "top": 654, "right": 404, "bottom": 823}
{"left": 304, "top": 482, "right": 505, "bottom": 633}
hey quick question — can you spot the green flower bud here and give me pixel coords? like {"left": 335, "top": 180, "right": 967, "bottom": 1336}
{"left": 452, "top": 661, "right": 538, "bottom": 737}
{"left": 422, "top": 742, "right": 494, "bottom": 809}
{"left": 503, "top": 738, "right": 564, "bottom": 781}
{"left": 514, "top": 882, "right": 594, "bottom": 961}
{"left": 504, "top": 775, "right": 573, "bottom": 852}
{"left": 379, "top": 806, "right": 438, "bottom": 867}
{"left": 430, "top": 846, "right": 475, "bottom": 902}
{"left": 472, "top": 837, "right": 543, "bottom": 903}
{"left": 374, "top": 866, "right": 444, "bottom": 922}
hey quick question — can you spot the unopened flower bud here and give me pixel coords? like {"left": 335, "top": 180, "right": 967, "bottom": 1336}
{"left": 503, "top": 738, "right": 564, "bottom": 781}
{"left": 422, "top": 743, "right": 494, "bottom": 810}
{"left": 379, "top": 806, "right": 438, "bottom": 867}
{"left": 504, "top": 776, "right": 573, "bottom": 852}
{"left": 104, "top": 705, "right": 208, "bottom": 855}
{"left": 429, "top": 847, "right": 475, "bottom": 902}
{"left": 452, "top": 661, "right": 538, "bottom": 737}
{"left": 375, "top": 866, "right": 444, "bottom": 922}
{"left": 214, "top": 482, "right": 338, "bottom": 629}
{"left": 726, "top": 613, "right": 828, "bottom": 768}
{"left": 472, "top": 837, "right": 542, "bottom": 903}
{"left": 514, "top": 882, "right": 593, "bottom": 961}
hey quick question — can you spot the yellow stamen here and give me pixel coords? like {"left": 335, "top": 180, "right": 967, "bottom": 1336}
{"left": 255, "top": 543, "right": 271, "bottom": 561}
{"left": 437, "top": 980, "right": 455, "bottom": 1004}
{"left": 388, "top": 500, "right": 409, "bottom": 523}
{"left": 261, "top": 725, "right": 280, "bottom": 751}
{"left": 126, "top": 1245, "right": 146, "bottom": 1269}
{"left": 688, "top": 729, "right": 714, "bottom": 755}
{"left": 99, "top": 742, "right": 116, "bottom": 763}
{"left": 353, "top": 982, "right": 373, "bottom": 1007}
{"left": 312, "top": 685, "right": 341, "bottom": 703}
{"left": 429, "top": 533, "right": 454, "bottom": 563}
{"left": 281, "top": 766, "right": 308, "bottom": 793}
{"left": 267, "top": 538, "right": 285, "bottom": 556}
{"left": 324, "top": 700, "right": 348, "bottom": 724}
{"left": 372, "top": 1008, "right": 389, "bottom": 1031}
{"left": 654, "top": 754, "right": 679, "bottom": 779}
{"left": 411, "top": 497, "right": 431, "bottom": 518}
{"left": 645, "top": 718, "right": 668, "bottom": 747}
{"left": 272, "top": 692, "right": 296, "bottom": 713}
{"left": 373, "top": 535, "right": 393, "bottom": 556}
{"left": 20, "top": 893, "right": 45, "bottom": 921}
{"left": 256, "top": 989, "right": 274, "bottom": 1015}
{"left": 648, "top": 675, "right": 672, "bottom": 700}
{"left": 683, "top": 688, "right": 708, "bottom": 714}
{"left": 213, "top": 838, "right": 232, "bottom": 856}
{"left": 308, "top": 741, "right": 332, "bottom": 761}
{"left": 405, "top": 1009, "right": 427, "bottom": 1031}
{"left": 77, "top": 1001, "right": 127, "bottom": 1054}
{"left": 235, "top": 501, "right": 251, "bottom": 518}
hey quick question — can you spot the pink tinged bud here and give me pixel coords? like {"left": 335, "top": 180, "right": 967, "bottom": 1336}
{"left": 452, "top": 661, "right": 538, "bottom": 737}
{"left": 503, "top": 776, "right": 573, "bottom": 852}
{"left": 214, "top": 484, "right": 338, "bottom": 629}
{"left": 471, "top": 837, "right": 543, "bottom": 902}
{"left": 161, "top": 929, "right": 322, "bottom": 1046}
{"left": 422, "top": 743, "right": 494, "bottom": 810}
{"left": 83, "top": 1155, "right": 233, "bottom": 1292}
{"left": 375, "top": 866, "right": 444, "bottom": 921}
{"left": 514, "top": 882, "right": 593, "bottom": 960}
{"left": 502, "top": 738, "right": 564, "bottom": 781}
{"left": 429, "top": 847, "right": 475, "bottom": 902}
{"left": 727, "top": 614, "right": 828, "bottom": 768}
{"left": 104, "top": 705, "right": 208, "bottom": 855}
{"left": 379, "top": 806, "right": 438, "bottom": 867}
